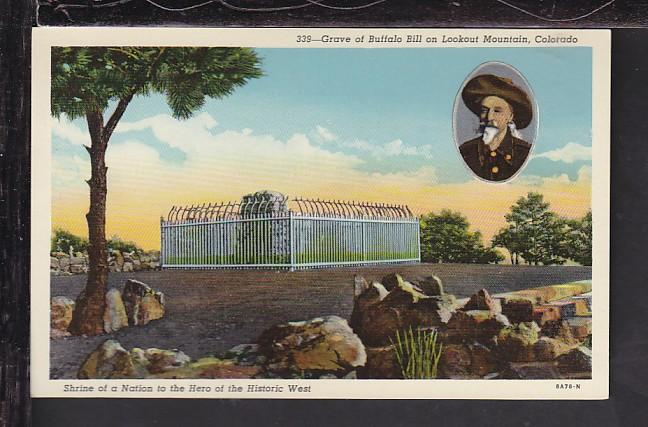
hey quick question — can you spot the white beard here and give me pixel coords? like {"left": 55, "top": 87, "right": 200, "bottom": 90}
{"left": 480, "top": 122, "right": 522, "bottom": 145}
{"left": 481, "top": 126, "right": 500, "bottom": 144}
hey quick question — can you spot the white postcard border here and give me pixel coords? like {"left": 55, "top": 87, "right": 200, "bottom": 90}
{"left": 32, "top": 27, "right": 610, "bottom": 399}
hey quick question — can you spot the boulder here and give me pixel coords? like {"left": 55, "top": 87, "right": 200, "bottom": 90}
{"left": 565, "top": 317, "right": 592, "bottom": 340}
{"left": 151, "top": 357, "right": 260, "bottom": 379}
{"left": 256, "top": 315, "right": 366, "bottom": 377}
{"left": 70, "top": 256, "right": 85, "bottom": 266}
{"left": 502, "top": 362, "right": 562, "bottom": 379}
{"left": 557, "top": 346, "right": 592, "bottom": 377}
{"left": 351, "top": 275, "right": 456, "bottom": 346}
{"left": 115, "top": 252, "right": 125, "bottom": 268}
{"left": 59, "top": 256, "right": 70, "bottom": 269}
{"left": 438, "top": 344, "right": 475, "bottom": 379}
{"left": 444, "top": 310, "right": 509, "bottom": 344}
{"left": 122, "top": 279, "right": 165, "bottom": 326}
{"left": 225, "top": 343, "right": 265, "bottom": 366}
{"left": 353, "top": 275, "right": 370, "bottom": 297}
{"left": 462, "top": 289, "right": 499, "bottom": 313}
{"left": 381, "top": 273, "right": 406, "bottom": 292}
{"left": 533, "top": 337, "right": 572, "bottom": 361}
{"left": 497, "top": 322, "right": 540, "bottom": 362}
{"left": 130, "top": 348, "right": 191, "bottom": 374}
{"left": 51, "top": 296, "right": 75, "bottom": 333}
{"left": 438, "top": 343, "right": 499, "bottom": 379}
{"left": 69, "top": 264, "right": 87, "bottom": 274}
{"left": 502, "top": 299, "right": 535, "bottom": 323}
{"left": 78, "top": 340, "right": 146, "bottom": 379}
{"left": 533, "top": 305, "right": 561, "bottom": 326}
{"left": 50, "top": 257, "right": 60, "bottom": 270}
{"left": 360, "top": 345, "right": 401, "bottom": 379}
{"left": 122, "top": 262, "right": 134, "bottom": 272}
{"left": 470, "top": 342, "right": 499, "bottom": 377}
{"left": 496, "top": 281, "right": 591, "bottom": 305}
{"left": 415, "top": 275, "right": 444, "bottom": 296}
{"left": 103, "top": 288, "right": 128, "bottom": 333}
{"left": 541, "top": 320, "right": 578, "bottom": 346}
{"left": 77, "top": 340, "right": 253, "bottom": 380}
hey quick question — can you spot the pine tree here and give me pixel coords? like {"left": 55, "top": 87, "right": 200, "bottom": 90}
{"left": 492, "top": 192, "right": 570, "bottom": 265}
{"left": 51, "top": 47, "right": 262, "bottom": 335}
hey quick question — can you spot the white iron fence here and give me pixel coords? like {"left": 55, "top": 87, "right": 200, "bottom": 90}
{"left": 160, "top": 195, "right": 420, "bottom": 270}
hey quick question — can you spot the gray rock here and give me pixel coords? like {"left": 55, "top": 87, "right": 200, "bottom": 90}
{"left": 51, "top": 296, "right": 75, "bottom": 332}
{"left": 78, "top": 340, "right": 146, "bottom": 379}
{"left": 557, "top": 346, "right": 592, "bottom": 376}
{"left": 122, "top": 279, "right": 165, "bottom": 326}
{"left": 416, "top": 275, "right": 444, "bottom": 296}
{"left": 103, "top": 288, "right": 128, "bottom": 333}
{"left": 257, "top": 315, "right": 366, "bottom": 377}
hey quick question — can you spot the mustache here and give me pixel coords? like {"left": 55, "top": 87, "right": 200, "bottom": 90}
{"left": 478, "top": 121, "right": 500, "bottom": 132}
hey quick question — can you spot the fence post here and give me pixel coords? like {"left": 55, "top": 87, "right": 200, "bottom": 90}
{"left": 289, "top": 211, "right": 295, "bottom": 271}
{"left": 159, "top": 216, "right": 165, "bottom": 268}
{"left": 416, "top": 218, "right": 421, "bottom": 262}
{"left": 361, "top": 221, "right": 366, "bottom": 262}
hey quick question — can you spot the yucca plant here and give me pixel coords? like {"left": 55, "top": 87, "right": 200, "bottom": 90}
{"left": 390, "top": 327, "right": 443, "bottom": 379}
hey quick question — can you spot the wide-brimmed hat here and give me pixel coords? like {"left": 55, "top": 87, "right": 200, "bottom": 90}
{"left": 461, "top": 74, "right": 533, "bottom": 129}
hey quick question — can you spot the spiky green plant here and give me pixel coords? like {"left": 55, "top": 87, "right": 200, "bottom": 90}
{"left": 390, "top": 327, "right": 443, "bottom": 379}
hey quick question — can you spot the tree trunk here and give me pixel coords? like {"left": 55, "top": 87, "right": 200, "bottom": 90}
{"left": 68, "top": 110, "right": 109, "bottom": 335}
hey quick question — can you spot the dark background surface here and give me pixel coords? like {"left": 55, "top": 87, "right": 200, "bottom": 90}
{"left": 35, "top": 0, "right": 648, "bottom": 27}
{"left": 1, "top": 0, "right": 648, "bottom": 425}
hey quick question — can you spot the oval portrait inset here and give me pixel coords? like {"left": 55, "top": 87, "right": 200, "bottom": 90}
{"left": 453, "top": 62, "right": 538, "bottom": 182}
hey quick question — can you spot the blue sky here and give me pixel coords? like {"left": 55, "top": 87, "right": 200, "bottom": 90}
{"left": 54, "top": 46, "right": 592, "bottom": 183}
{"left": 52, "top": 47, "right": 593, "bottom": 248}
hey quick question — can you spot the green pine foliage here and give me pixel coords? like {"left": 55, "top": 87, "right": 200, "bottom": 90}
{"left": 51, "top": 47, "right": 263, "bottom": 120}
{"left": 492, "top": 193, "right": 592, "bottom": 265}
{"left": 419, "top": 209, "right": 503, "bottom": 264}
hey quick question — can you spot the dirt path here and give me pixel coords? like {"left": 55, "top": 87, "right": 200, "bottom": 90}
{"left": 49, "top": 263, "right": 591, "bottom": 379}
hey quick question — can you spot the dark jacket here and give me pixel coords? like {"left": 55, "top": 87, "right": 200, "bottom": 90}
{"left": 459, "top": 131, "right": 531, "bottom": 181}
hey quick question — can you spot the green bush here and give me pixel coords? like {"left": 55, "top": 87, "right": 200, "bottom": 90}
{"left": 107, "top": 235, "right": 142, "bottom": 254}
{"left": 51, "top": 229, "right": 142, "bottom": 254}
{"left": 51, "top": 228, "right": 88, "bottom": 253}
{"left": 391, "top": 327, "right": 443, "bottom": 379}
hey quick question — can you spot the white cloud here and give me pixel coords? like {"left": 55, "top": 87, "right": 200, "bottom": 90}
{"left": 114, "top": 112, "right": 218, "bottom": 152}
{"left": 315, "top": 125, "right": 337, "bottom": 142}
{"left": 53, "top": 113, "right": 442, "bottom": 225}
{"left": 52, "top": 154, "right": 90, "bottom": 187}
{"left": 534, "top": 142, "right": 591, "bottom": 163}
{"left": 52, "top": 117, "right": 89, "bottom": 146}
{"left": 516, "top": 164, "right": 592, "bottom": 187}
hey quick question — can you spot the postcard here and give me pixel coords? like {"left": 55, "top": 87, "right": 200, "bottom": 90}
{"left": 32, "top": 27, "right": 610, "bottom": 399}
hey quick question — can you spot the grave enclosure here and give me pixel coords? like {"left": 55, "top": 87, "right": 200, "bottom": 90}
{"left": 160, "top": 191, "right": 421, "bottom": 270}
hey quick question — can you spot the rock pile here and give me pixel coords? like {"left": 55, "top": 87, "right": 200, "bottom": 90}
{"left": 255, "top": 315, "right": 366, "bottom": 379}
{"left": 349, "top": 274, "right": 592, "bottom": 379}
{"left": 78, "top": 316, "right": 365, "bottom": 380}
{"left": 74, "top": 273, "right": 592, "bottom": 380}
{"left": 51, "top": 279, "right": 165, "bottom": 336}
{"left": 50, "top": 250, "right": 160, "bottom": 276}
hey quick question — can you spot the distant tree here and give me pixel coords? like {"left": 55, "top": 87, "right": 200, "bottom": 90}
{"left": 51, "top": 47, "right": 262, "bottom": 335}
{"left": 565, "top": 210, "right": 592, "bottom": 266}
{"left": 420, "top": 209, "right": 503, "bottom": 264}
{"left": 107, "top": 235, "right": 143, "bottom": 254}
{"left": 492, "top": 192, "right": 570, "bottom": 265}
{"left": 51, "top": 228, "right": 88, "bottom": 254}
